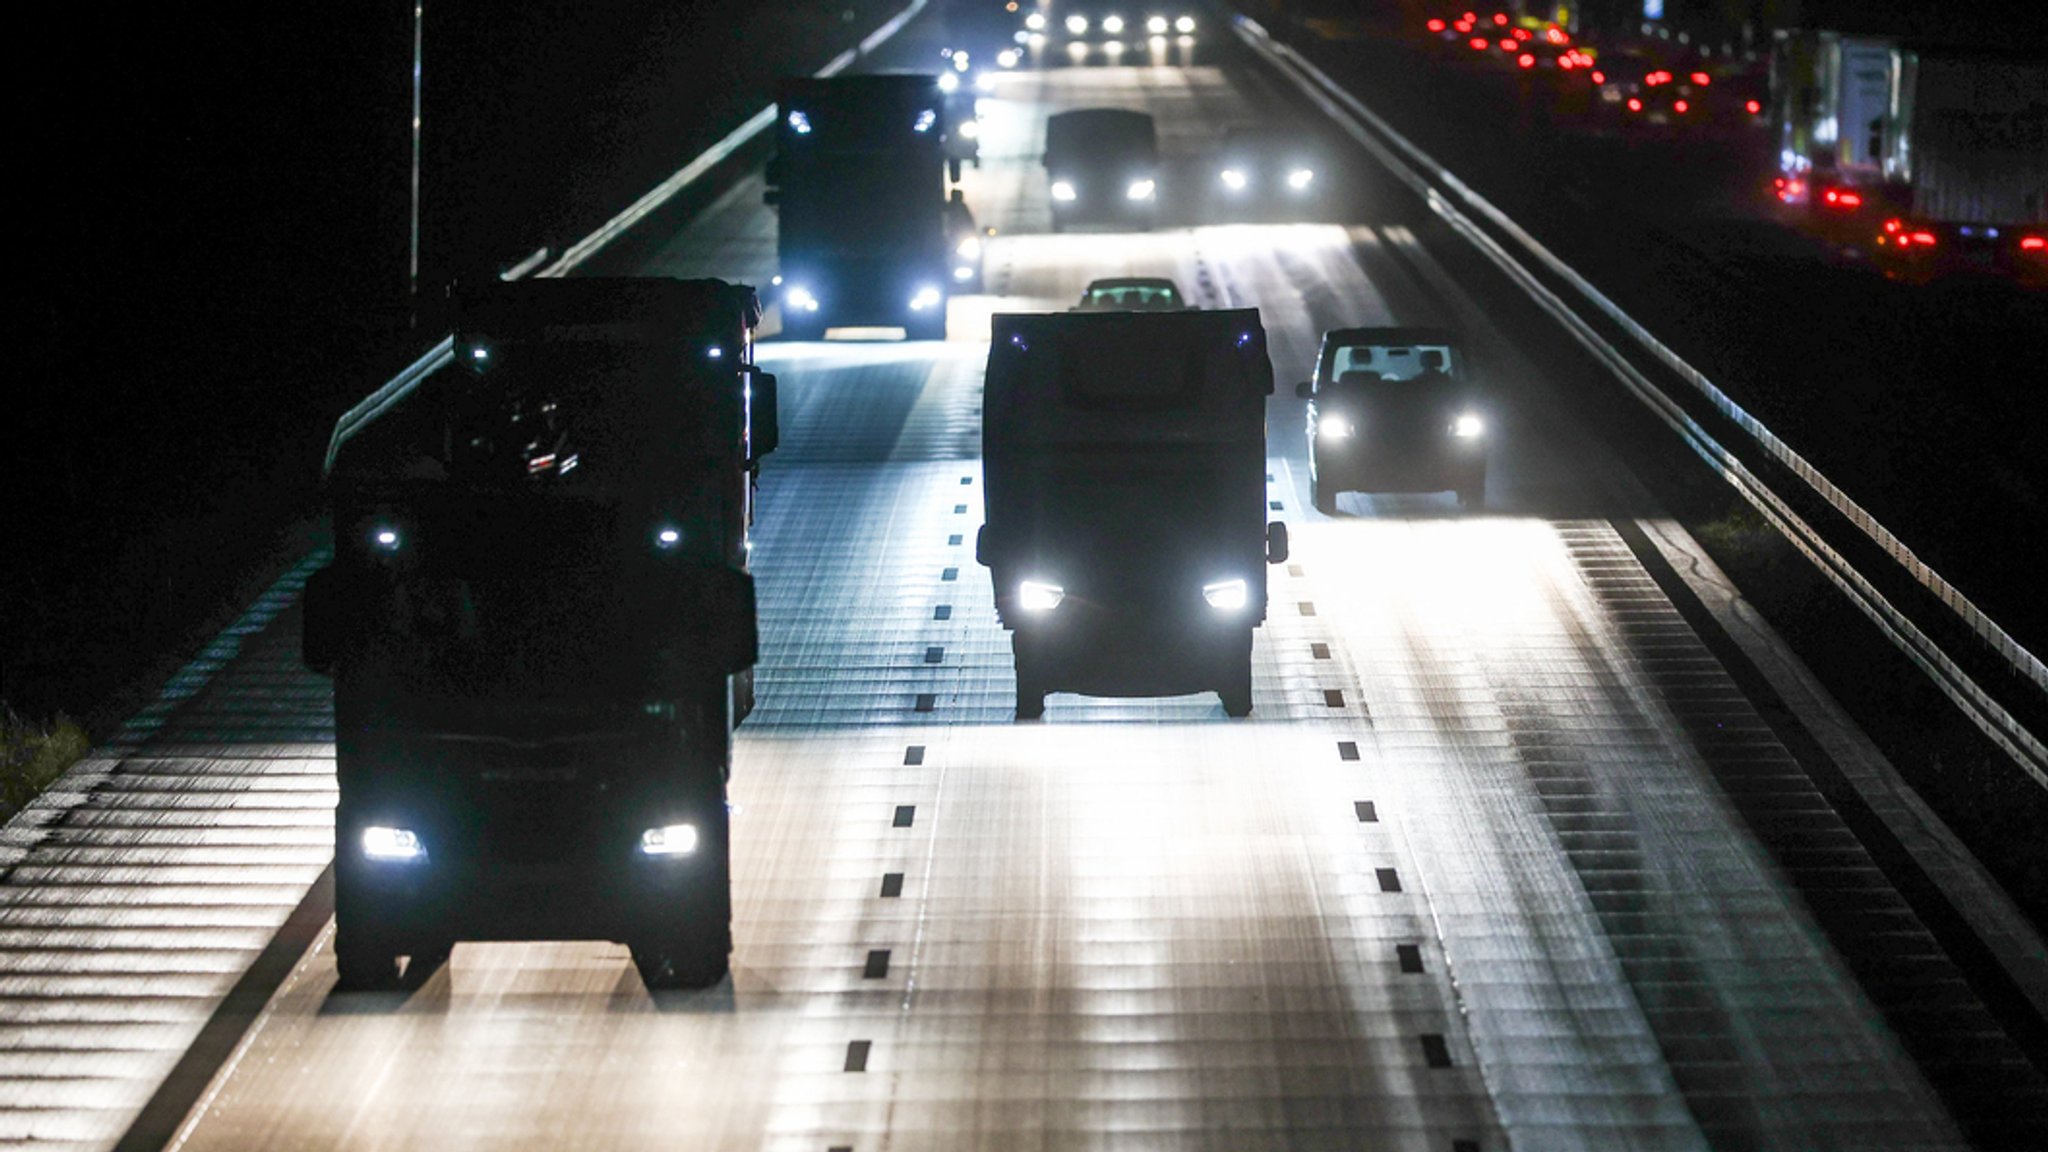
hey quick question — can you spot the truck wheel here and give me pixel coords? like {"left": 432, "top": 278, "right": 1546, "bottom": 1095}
{"left": 1013, "top": 640, "right": 1047, "bottom": 721}
{"left": 334, "top": 934, "right": 403, "bottom": 991}
{"left": 1219, "top": 664, "right": 1254, "bottom": 718}
{"left": 1312, "top": 474, "right": 1338, "bottom": 516}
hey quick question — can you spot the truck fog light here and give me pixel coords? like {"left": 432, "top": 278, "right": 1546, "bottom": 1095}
{"left": 1317, "top": 415, "right": 1353, "bottom": 439}
{"left": 640, "top": 824, "right": 699, "bottom": 856}
{"left": 1019, "top": 580, "right": 1065, "bottom": 611}
{"left": 362, "top": 826, "right": 426, "bottom": 862}
{"left": 1454, "top": 413, "right": 1484, "bottom": 438}
{"left": 1203, "top": 578, "right": 1247, "bottom": 610}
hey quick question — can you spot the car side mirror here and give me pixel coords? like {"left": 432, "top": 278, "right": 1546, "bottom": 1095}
{"left": 1294, "top": 380, "right": 1313, "bottom": 398}
{"left": 301, "top": 566, "right": 342, "bottom": 675}
{"left": 748, "top": 371, "right": 778, "bottom": 461}
{"left": 1266, "top": 522, "right": 1289, "bottom": 565}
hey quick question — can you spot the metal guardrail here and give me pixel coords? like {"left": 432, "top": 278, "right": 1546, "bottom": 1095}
{"left": 1230, "top": 16, "right": 2048, "bottom": 787}
{"left": 323, "top": 0, "right": 931, "bottom": 480}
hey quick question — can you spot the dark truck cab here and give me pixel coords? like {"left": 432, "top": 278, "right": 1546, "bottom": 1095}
{"left": 303, "top": 278, "right": 777, "bottom": 990}
{"left": 976, "top": 309, "right": 1288, "bottom": 718}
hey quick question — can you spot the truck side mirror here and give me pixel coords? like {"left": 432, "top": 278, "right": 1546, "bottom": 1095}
{"left": 975, "top": 524, "right": 993, "bottom": 567}
{"left": 701, "top": 567, "right": 759, "bottom": 675}
{"left": 949, "top": 156, "right": 964, "bottom": 184}
{"left": 302, "top": 566, "right": 341, "bottom": 675}
{"left": 1294, "top": 380, "right": 1313, "bottom": 398}
{"left": 1266, "top": 522, "right": 1289, "bottom": 566}
{"left": 748, "top": 371, "right": 778, "bottom": 461}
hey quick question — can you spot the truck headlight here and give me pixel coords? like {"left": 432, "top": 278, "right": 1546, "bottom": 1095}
{"left": 1203, "top": 578, "right": 1247, "bottom": 610}
{"left": 1176, "top": 15, "right": 1196, "bottom": 33}
{"left": 1317, "top": 414, "right": 1353, "bottom": 439}
{"left": 1019, "top": 580, "right": 1065, "bottom": 611}
{"left": 1220, "top": 168, "right": 1247, "bottom": 191}
{"left": 909, "top": 285, "right": 943, "bottom": 311}
{"left": 362, "top": 826, "right": 426, "bottom": 862}
{"left": 1051, "top": 180, "right": 1077, "bottom": 202}
{"left": 1454, "top": 413, "right": 1484, "bottom": 438}
{"left": 640, "top": 824, "right": 699, "bottom": 856}
{"left": 1126, "top": 178, "right": 1156, "bottom": 200}
{"left": 1287, "top": 167, "right": 1315, "bottom": 190}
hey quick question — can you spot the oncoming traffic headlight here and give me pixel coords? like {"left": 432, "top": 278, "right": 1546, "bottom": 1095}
{"left": 785, "top": 284, "right": 820, "bottom": 313}
{"left": 1317, "top": 414, "right": 1353, "bottom": 439}
{"left": 1147, "top": 15, "right": 1169, "bottom": 34}
{"left": 908, "top": 285, "right": 943, "bottom": 312}
{"left": 1066, "top": 14, "right": 1088, "bottom": 34}
{"left": 1454, "top": 413, "right": 1485, "bottom": 438}
{"left": 1025, "top": 12, "right": 1046, "bottom": 31}
{"left": 1051, "top": 180, "right": 1078, "bottom": 202}
{"left": 1286, "top": 167, "right": 1314, "bottom": 190}
{"left": 640, "top": 824, "right": 699, "bottom": 857}
{"left": 362, "top": 826, "right": 426, "bottom": 862}
{"left": 1220, "top": 168, "right": 1248, "bottom": 191}
{"left": 1019, "top": 580, "right": 1065, "bottom": 611}
{"left": 1175, "top": 14, "right": 1195, "bottom": 33}
{"left": 368, "top": 524, "right": 404, "bottom": 554}
{"left": 1126, "top": 178, "right": 1156, "bottom": 200}
{"left": 1102, "top": 15, "right": 1124, "bottom": 34}
{"left": 1202, "top": 578, "right": 1248, "bottom": 610}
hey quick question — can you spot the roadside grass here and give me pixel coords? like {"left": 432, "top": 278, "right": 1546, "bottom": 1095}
{"left": 0, "top": 705, "right": 89, "bottom": 822}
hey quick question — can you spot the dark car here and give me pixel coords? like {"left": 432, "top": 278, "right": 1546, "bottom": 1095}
{"left": 1044, "top": 108, "right": 1159, "bottom": 231}
{"left": 1296, "top": 327, "right": 1488, "bottom": 512}
{"left": 1210, "top": 126, "right": 1325, "bottom": 220}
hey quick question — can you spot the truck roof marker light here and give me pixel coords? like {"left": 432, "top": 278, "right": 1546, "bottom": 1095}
{"left": 655, "top": 526, "right": 682, "bottom": 550}
{"left": 786, "top": 110, "right": 811, "bottom": 135}
{"left": 362, "top": 826, "right": 425, "bottom": 862}
{"left": 1019, "top": 580, "right": 1064, "bottom": 611}
{"left": 640, "top": 824, "right": 699, "bottom": 856}
{"left": 913, "top": 109, "right": 937, "bottom": 134}
{"left": 1203, "top": 578, "right": 1248, "bottom": 610}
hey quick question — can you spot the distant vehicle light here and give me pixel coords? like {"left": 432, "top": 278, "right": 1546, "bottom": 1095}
{"left": 908, "top": 285, "right": 943, "bottom": 311}
{"left": 1673, "top": 100, "right": 1689, "bottom": 114}
{"left": 655, "top": 526, "right": 682, "bottom": 549}
{"left": 1627, "top": 97, "right": 1643, "bottom": 112}
{"left": 1176, "top": 15, "right": 1196, "bottom": 33}
{"left": 2020, "top": 236, "right": 2046, "bottom": 252}
{"left": 1746, "top": 99, "right": 1762, "bottom": 114}
{"left": 362, "top": 826, "right": 425, "bottom": 862}
{"left": 938, "top": 72, "right": 959, "bottom": 93}
{"left": 470, "top": 345, "right": 489, "bottom": 361}
{"left": 913, "top": 108, "right": 937, "bottom": 133}
{"left": 1908, "top": 230, "right": 1937, "bottom": 247}
{"left": 1203, "top": 578, "right": 1248, "bottom": 610}
{"left": 952, "top": 49, "right": 971, "bottom": 71}
{"left": 975, "top": 70, "right": 997, "bottom": 92}
{"left": 954, "top": 265, "right": 975, "bottom": 282}
{"left": 1691, "top": 71, "right": 1711, "bottom": 85}
{"left": 1513, "top": 28, "right": 1530, "bottom": 40}
{"left": 1102, "top": 15, "right": 1124, "bottom": 34}
{"left": 1822, "top": 188, "right": 1862, "bottom": 209}
{"left": 1066, "top": 14, "right": 1089, "bottom": 34}
{"left": 1518, "top": 53, "right": 1535, "bottom": 68}
{"left": 785, "top": 285, "right": 820, "bottom": 312}
{"left": 1546, "top": 27, "right": 1568, "bottom": 44}
{"left": 1455, "top": 20, "right": 1474, "bottom": 34}
{"left": 787, "top": 110, "right": 812, "bottom": 135}
{"left": 1220, "top": 167, "right": 1248, "bottom": 190}
{"left": 1591, "top": 70, "right": 1605, "bottom": 84}
{"left": 1491, "top": 12, "right": 1508, "bottom": 26}
{"left": 1427, "top": 19, "right": 1446, "bottom": 32}
{"left": 959, "top": 119, "right": 980, "bottom": 139}
{"left": 998, "top": 48, "right": 1021, "bottom": 68}
{"left": 1019, "top": 580, "right": 1065, "bottom": 611}
{"left": 1286, "top": 167, "right": 1314, "bottom": 190}
{"left": 1454, "top": 413, "right": 1484, "bottom": 438}
{"left": 1317, "top": 414, "right": 1353, "bottom": 439}
{"left": 371, "top": 526, "right": 402, "bottom": 553}
{"left": 956, "top": 235, "right": 983, "bottom": 260}
{"left": 1051, "top": 180, "right": 1078, "bottom": 201}
{"left": 1126, "top": 178, "right": 1156, "bottom": 200}
{"left": 1148, "top": 15, "right": 1170, "bottom": 35}
{"left": 640, "top": 824, "right": 699, "bottom": 856}
{"left": 1026, "top": 12, "right": 1046, "bottom": 31}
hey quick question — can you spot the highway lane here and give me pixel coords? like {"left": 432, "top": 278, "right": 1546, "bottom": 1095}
{"left": 138, "top": 52, "right": 2012, "bottom": 1151}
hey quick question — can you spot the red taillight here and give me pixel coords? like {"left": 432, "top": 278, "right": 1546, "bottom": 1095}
{"left": 1822, "top": 188, "right": 1863, "bottom": 209}
{"left": 1492, "top": 13, "right": 1508, "bottom": 26}
{"left": 1500, "top": 40, "right": 1517, "bottom": 51}
{"left": 1909, "top": 231, "right": 1938, "bottom": 246}
{"left": 1559, "top": 57, "right": 1575, "bottom": 70}
{"left": 1746, "top": 99, "right": 1762, "bottom": 114}
{"left": 1462, "top": 10, "right": 1477, "bottom": 21}
{"left": 1513, "top": 27, "right": 1531, "bottom": 40}
{"left": 2021, "top": 236, "right": 2046, "bottom": 251}
{"left": 1591, "top": 70, "right": 1606, "bottom": 84}
{"left": 1674, "top": 100, "right": 1689, "bottom": 113}
{"left": 1627, "top": 98, "right": 1643, "bottom": 112}
{"left": 1470, "top": 37, "right": 1488, "bottom": 50}
{"left": 1428, "top": 19, "right": 1446, "bottom": 32}
{"left": 1547, "top": 27, "right": 1568, "bottom": 44}
{"left": 1455, "top": 20, "right": 1473, "bottom": 32}
{"left": 1519, "top": 53, "right": 1535, "bottom": 68}
{"left": 1691, "top": 71, "right": 1711, "bottom": 85}
{"left": 1646, "top": 70, "right": 1672, "bottom": 86}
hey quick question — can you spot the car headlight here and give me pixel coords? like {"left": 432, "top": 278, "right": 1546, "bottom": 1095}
{"left": 909, "top": 285, "right": 943, "bottom": 311}
{"left": 1287, "top": 167, "right": 1314, "bottom": 190}
{"left": 1126, "top": 178, "right": 1156, "bottom": 200}
{"left": 1026, "top": 12, "right": 1046, "bottom": 30}
{"left": 1176, "top": 14, "right": 1196, "bottom": 33}
{"left": 1105, "top": 15, "right": 1127, "bottom": 34}
{"left": 1066, "top": 14, "right": 1088, "bottom": 34}
{"left": 1454, "top": 413, "right": 1484, "bottom": 438}
{"left": 975, "top": 70, "right": 997, "bottom": 93}
{"left": 362, "top": 826, "right": 426, "bottom": 862}
{"left": 938, "top": 72, "right": 959, "bottom": 93}
{"left": 368, "top": 524, "right": 404, "bottom": 554}
{"left": 640, "top": 824, "right": 699, "bottom": 857}
{"left": 653, "top": 524, "right": 683, "bottom": 551}
{"left": 1202, "top": 578, "right": 1247, "bottom": 610}
{"left": 998, "top": 47, "right": 1021, "bottom": 67}
{"left": 1317, "top": 414, "right": 1352, "bottom": 439}
{"left": 953, "top": 265, "right": 975, "bottom": 281}
{"left": 956, "top": 236, "right": 983, "bottom": 260}
{"left": 1051, "top": 180, "right": 1077, "bottom": 201}
{"left": 1220, "top": 168, "right": 1247, "bottom": 191}
{"left": 1019, "top": 580, "right": 1065, "bottom": 611}
{"left": 1147, "top": 15, "right": 1169, "bottom": 34}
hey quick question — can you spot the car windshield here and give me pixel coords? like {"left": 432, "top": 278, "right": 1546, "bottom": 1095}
{"left": 1330, "top": 342, "right": 1458, "bottom": 383}
{"left": 1083, "top": 282, "right": 1180, "bottom": 308}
